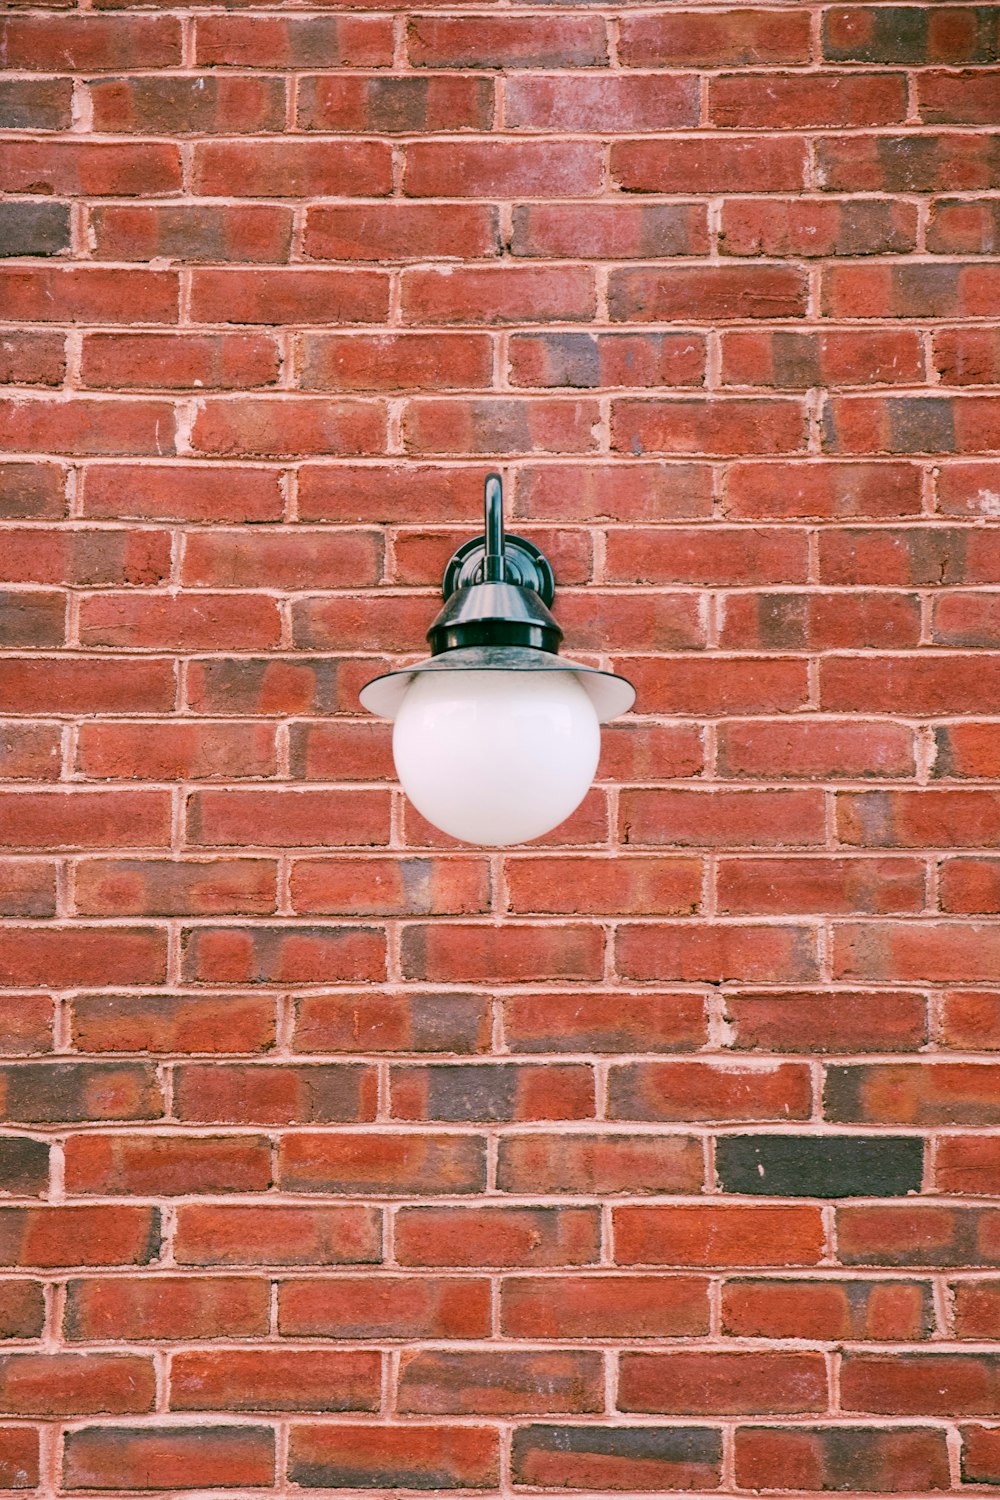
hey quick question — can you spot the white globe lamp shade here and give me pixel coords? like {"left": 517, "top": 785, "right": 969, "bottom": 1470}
{"left": 392, "top": 669, "right": 600, "bottom": 846}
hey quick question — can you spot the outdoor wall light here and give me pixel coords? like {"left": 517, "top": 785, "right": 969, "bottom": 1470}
{"left": 360, "top": 474, "right": 635, "bottom": 846}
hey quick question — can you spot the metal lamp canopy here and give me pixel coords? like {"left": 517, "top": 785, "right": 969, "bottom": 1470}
{"left": 359, "top": 474, "right": 636, "bottom": 723}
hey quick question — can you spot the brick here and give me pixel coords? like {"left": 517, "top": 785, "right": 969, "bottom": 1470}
{"left": 0, "top": 1206, "right": 160, "bottom": 1267}
{"left": 63, "top": 1426, "right": 275, "bottom": 1491}
{"left": 827, "top": 1061, "right": 1000, "bottom": 1125}
{"left": 722, "top": 1277, "right": 933, "bottom": 1340}
{"left": 0, "top": 1428, "right": 36, "bottom": 1488}
{"left": 188, "top": 789, "right": 389, "bottom": 848}
{"left": 79, "top": 592, "right": 281, "bottom": 650}
{"left": 89, "top": 74, "right": 285, "bottom": 133}
{"left": 505, "top": 855, "right": 701, "bottom": 916}
{"left": 171, "top": 1349, "right": 381, "bottom": 1412}
{"left": 291, "top": 855, "right": 487, "bottom": 915}
{"left": 616, "top": 655, "right": 807, "bottom": 714}
{"left": 0, "top": 790, "right": 169, "bottom": 851}
{"left": 186, "top": 656, "right": 378, "bottom": 717}
{"left": 724, "top": 990, "right": 928, "bottom": 1053}
{"left": 612, "top": 137, "right": 806, "bottom": 193}
{"left": 610, "top": 265, "right": 807, "bottom": 323}
{"left": 937, "top": 1135, "right": 1000, "bottom": 1193}
{"left": 404, "top": 141, "right": 604, "bottom": 197}
{"left": 195, "top": 15, "right": 394, "bottom": 68}
{"left": 190, "top": 397, "right": 386, "bottom": 458}
{"left": 402, "top": 265, "right": 595, "bottom": 325}
{"left": 815, "top": 133, "right": 1000, "bottom": 193}
{"left": 502, "top": 991, "right": 707, "bottom": 1054}
{"left": 181, "top": 925, "right": 385, "bottom": 986}
{"left": 835, "top": 921, "right": 1000, "bottom": 983}
{"left": 0, "top": 1061, "right": 160, "bottom": 1123}
{"left": 64, "top": 1132, "right": 270, "bottom": 1195}
{"left": 511, "top": 1424, "right": 722, "bottom": 1490}
{"left": 941, "top": 857, "right": 1000, "bottom": 913}
{"left": 76, "top": 721, "right": 276, "bottom": 781}
{"left": 837, "top": 1204, "right": 1000, "bottom": 1265}
{"left": 391, "top": 1062, "right": 593, "bottom": 1121}
{"left": 398, "top": 1348, "right": 602, "bottom": 1415}
{"left": 0, "top": 331, "right": 66, "bottom": 387}
{"left": 511, "top": 203, "right": 709, "bottom": 259}
{"left": 718, "top": 1134, "right": 923, "bottom": 1197}
{"left": 90, "top": 204, "right": 293, "bottom": 264}
{"left": 0, "top": 1138, "right": 48, "bottom": 1195}
{"left": 193, "top": 140, "right": 391, "bottom": 199}
{"left": 191, "top": 268, "right": 389, "bottom": 327}
{"left": 619, "top": 1350, "right": 827, "bottom": 1415}
{"left": 288, "top": 720, "right": 394, "bottom": 779}
{"left": 934, "top": 327, "right": 1000, "bottom": 385}
{"left": 0, "top": 14, "right": 181, "bottom": 69}
{"left": 65, "top": 1276, "right": 269, "bottom": 1341}
{"left": 618, "top": 922, "right": 818, "bottom": 985}
{"left": 279, "top": 1130, "right": 484, "bottom": 1196}
{"left": 175, "top": 1205, "right": 380, "bottom": 1266}
{"left": 0, "top": 527, "right": 169, "bottom": 587}
{"left": 598, "top": 722, "right": 706, "bottom": 780}
{"left": 395, "top": 1206, "right": 600, "bottom": 1267}
{"left": 407, "top": 15, "right": 607, "bottom": 68}
{"left": 823, "top": 7, "right": 998, "bottom": 63}
{"left": 298, "top": 73, "right": 494, "bottom": 133}
{"left": 501, "top": 1274, "right": 710, "bottom": 1339}
{"left": 304, "top": 204, "right": 499, "bottom": 262}
{"left": 619, "top": 788, "right": 825, "bottom": 847}
{"left": 718, "top": 855, "right": 924, "bottom": 915}
{"left": 720, "top": 591, "right": 920, "bottom": 650}
{"left": 0, "top": 725, "right": 61, "bottom": 782}
{"left": 611, "top": 397, "right": 807, "bottom": 456}
{"left": 0, "top": 928, "right": 167, "bottom": 988}
{"left": 724, "top": 460, "right": 922, "bottom": 520}
{"left": 609, "top": 1060, "right": 811, "bottom": 1122}
{"left": 620, "top": 9, "right": 810, "bottom": 65}
{"left": 288, "top": 1423, "right": 499, "bottom": 1491}
{"left": 954, "top": 1281, "right": 1000, "bottom": 1336}
{"left": 509, "top": 332, "right": 706, "bottom": 391}
{"left": 711, "top": 72, "right": 906, "bottom": 128}
{"left": 0, "top": 1352, "right": 154, "bottom": 1415}
{"left": 70, "top": 993, "right": 276, "bottom": 1055}
{"left": 80, "top": 465, "right": 284, "bottom": 523}
{"left": 722, "top": 329, "right": 923, "bottom": 389}
{"left": 299, "top": 333, "right": 492, "bottom": 392}
{"left": 0, "top": 593, "right": 64, "bottom": 650}
{"left": 508, "top": 74, "right": 698, "bottom": 131}
{"left": 735, "top": 1425, "right": 950, "bottom": 1492}
{"left": 81, "top": 333, "right": 280, "bottom": 391}
{"left": 928, "top": 199, "right": 1000, "bottom": 254}
{"left": 0, "top": 142, "right": 181, "bottom": 197}
{"left": 718, "top": 721, "right": 916, "bottom": 779}
{"left": 401, "top": 923, "right": 604, "bottom": 983}
{"left": 963, "top": 1425, "right": 1000, "bottom": 1483}
{"left": 941, "top": 990, "right": 1000, "bottom": 1049}
{"left": 279, "top": 1276, "right": 491, "bottom": 1339}
{"left": 176, "top": 1062, "right": 376, "bottom": 1124}
{"left": 391, "top": 524, "right": 593, "bottom": 585}
{"left": 184, "top": 528, "right": 381, "bottom": 589}
{"left": 0, "top": 996, "right": 55, "bottom": 1056}
{"left": 935, "top": 723, "right": 1000, "bottom": 777}
{"left": 498, "top": 1133, "right": 703, "bottom": 1195}
{"left": 0, "top": 203, "right": 70, "bottom": 259}
{"left": 721, "top": 198, "right": 917, "bottom": 257}
{"left": 838, "top": 789, "right": 1000, "bottom": 847}
{"left": 292, "top": 992, "right": 491, "bottom": 1054}
{"left": 0, "top": 397, "right": 176, "bottom": 457}
{"left": 0, "top": 78, "right": 72, "bottom": 131}
{"left": 0, "top": 1278, "right": 42, "bottom": 1338}
{"left": 401, "top": 396, "right": 599, "bottom": 453}
{"left": 615, "top": 1205, "right": 825, "bottom": 1266}
{"left": 821, "top": 653, "right": 1000, "bottom": 714}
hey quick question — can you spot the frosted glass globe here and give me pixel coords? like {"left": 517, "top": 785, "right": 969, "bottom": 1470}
{"left": 392, "top": 669, "right": 601, "bottom": 846}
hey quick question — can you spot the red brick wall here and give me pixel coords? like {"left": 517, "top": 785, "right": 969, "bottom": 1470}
{"left": 2, "top": 1, "right": 1000, "bottom": 1493}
